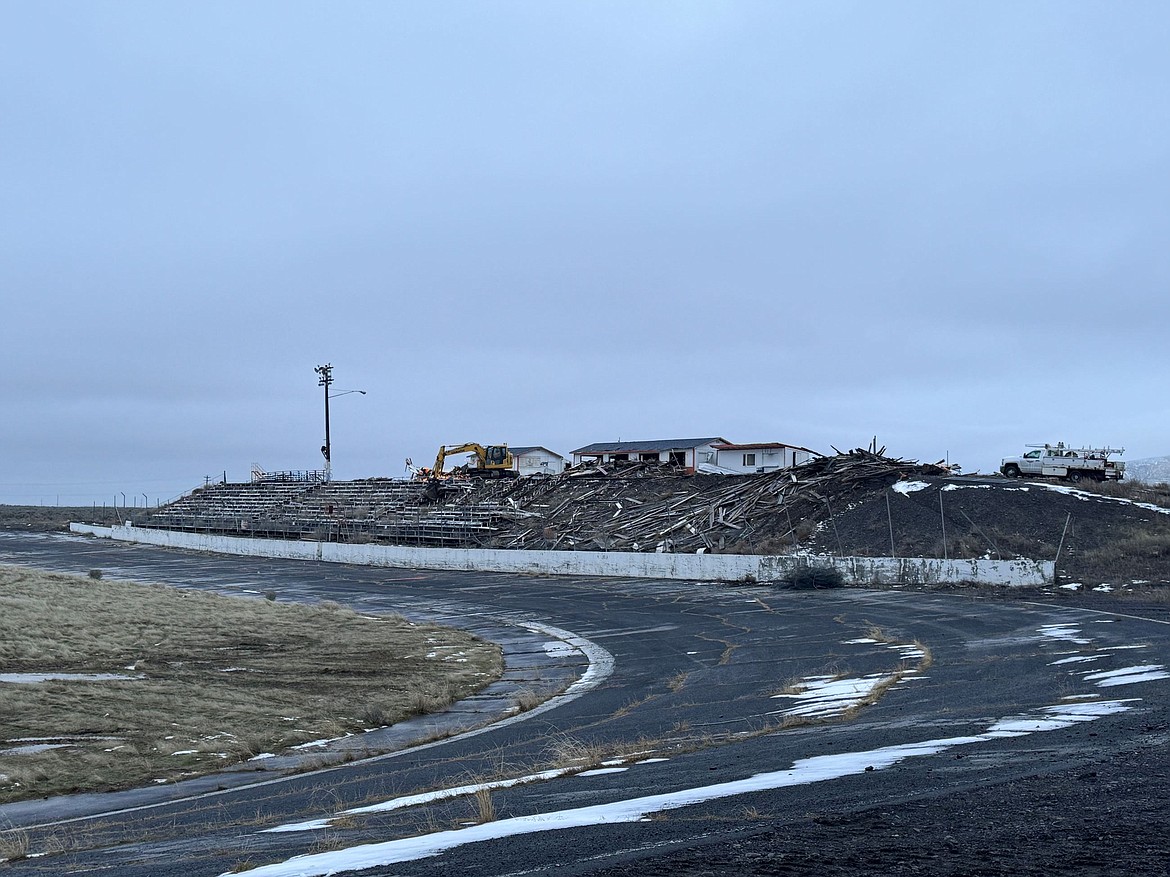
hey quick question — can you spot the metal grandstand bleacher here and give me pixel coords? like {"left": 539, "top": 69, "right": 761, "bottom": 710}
{"left": 141, "top": 478, "right": 515, "bottom": 546}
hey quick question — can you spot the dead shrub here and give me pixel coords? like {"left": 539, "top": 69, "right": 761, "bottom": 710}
{"left": 781, "top": 566, "right": 844, "bottom": 590}
{"left": 0, "top": 830, "right": 29, "bottom": 861}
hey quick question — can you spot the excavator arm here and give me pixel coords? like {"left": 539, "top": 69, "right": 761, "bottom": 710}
{"left": 432, "top": 443, "right": 487, "bottom": 477}
{"left": 428, "top": 443, "right": 516, "bottom": 479}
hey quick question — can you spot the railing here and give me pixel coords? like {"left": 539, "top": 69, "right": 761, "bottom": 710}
{"left": 251, "top": 469, "right": 327, "bottom": 484}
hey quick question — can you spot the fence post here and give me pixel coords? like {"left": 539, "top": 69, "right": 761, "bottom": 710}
{"left": 939, "top": 490, "right": 948, "bottom": 561}
{"left": 1054, "top": 513, "right": 1072, "bottom": 575}
{"left": 885, "top": 492, "right": 896, "bottom": 558}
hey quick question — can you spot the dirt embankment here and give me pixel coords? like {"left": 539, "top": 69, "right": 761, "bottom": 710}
{"left": 0, "top": 505, "right": 119, "bottom": 532}
{"left": 796, "top": 477, "right": 1170, "bottom": 587}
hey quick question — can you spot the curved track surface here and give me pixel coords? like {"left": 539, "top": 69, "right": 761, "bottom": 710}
{"left": 1, "top": 533, "right": 1167, "bottom": 876}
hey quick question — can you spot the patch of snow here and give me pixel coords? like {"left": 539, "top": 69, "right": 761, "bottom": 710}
{"left": 291, "top": 733, "right": 353, "bottom": 750}
{"left": 542, "top": 641, "right": 579, "bottom": 659}
{"left": 1037, "top": 483, "right": 1170, "bottom": 515}
{"left": 1048, "top": 656, "right": 1099, "bottom": 665}
{"left": 843, "top": 638, "right": 878, "bottom": 644}
{"left": 890, "top": 644, "right": 926, "bottom": 660}
{"left": 1093, "top": 585, "right": 1114, "bottom": 593}
{"left": 1083, "top": 665, "right": 1169, "bottom": 687}
{"left": 770, "top": 673, "right": 906, "bottom": 718}
{"left": 577, "top": 767, "right": 629, "bottom": 776}
{"left": 0, "top": 672, "right": 144, "bottom": 684}
{"left": 1059, "top": 583, "right": 1081, "bottom": 591}
{"left": 892, "top": 481, "right": 930, "bottom": 495}
{"left": 0, "top": 743, "right": 70, "bottom": 755}
{"left": 1038, "top": 624, "right": 1091, "bottom": 645}
{"left": 265, "top": 766, "right": 576, "bottom": 833}
{"left": 941, "top": 484, "right": 991, "bottom": 491}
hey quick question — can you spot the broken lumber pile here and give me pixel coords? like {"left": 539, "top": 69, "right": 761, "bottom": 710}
{"left": 444, "top": 449, "right": 948, "bottom": 553}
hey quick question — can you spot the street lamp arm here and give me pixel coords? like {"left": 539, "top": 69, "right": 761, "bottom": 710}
{"left": 329, "top": 389, "right": 367, "bottom": 398}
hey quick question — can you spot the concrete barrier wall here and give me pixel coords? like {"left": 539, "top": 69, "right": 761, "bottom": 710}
{"left": 69, "top": 523, "right": 1054, "bottom": 586}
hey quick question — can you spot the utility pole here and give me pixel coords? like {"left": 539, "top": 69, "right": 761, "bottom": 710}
{"left": 315, "top": 363, "right": 333, "bottom": 482}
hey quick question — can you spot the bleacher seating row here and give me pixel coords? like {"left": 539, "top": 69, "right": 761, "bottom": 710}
{"left": 140, "top": 479, "right": 507, "bottom": 546}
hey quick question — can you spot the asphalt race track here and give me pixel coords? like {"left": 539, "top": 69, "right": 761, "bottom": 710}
{"left": 1, "top": 532, "right": 1168, "bottom": 876}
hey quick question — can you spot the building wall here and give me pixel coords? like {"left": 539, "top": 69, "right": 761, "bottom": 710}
{"left": 514, "top": 450, "right": 564, "bottom": 477}
{"left": 714, "top": 446, "right": 812, "bottom": 473}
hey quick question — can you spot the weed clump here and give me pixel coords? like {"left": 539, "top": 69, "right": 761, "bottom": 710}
{"left": 782, "top": 566, "right": 845, "bottom": 590}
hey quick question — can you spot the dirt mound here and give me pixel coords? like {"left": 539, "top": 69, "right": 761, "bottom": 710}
{"left": 799, "top": 476, "right": 1170, "bottom": 586}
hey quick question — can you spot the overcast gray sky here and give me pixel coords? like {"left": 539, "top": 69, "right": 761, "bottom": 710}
{"left": 3, "top": 2, "right": 1168, "bottom": 505}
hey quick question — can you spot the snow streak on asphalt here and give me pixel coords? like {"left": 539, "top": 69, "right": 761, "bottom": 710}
{"left": 1083, "top": 665, "right": 1170, "bottom": 687}
{"left": 1038, "top": 624, "right": 1092, "bottom": 645}
{"left": 770, "top": 673, "right": 915, "bottom": 718}
{"left": 231, "top": 700, "right": 1137, "bottom": 877}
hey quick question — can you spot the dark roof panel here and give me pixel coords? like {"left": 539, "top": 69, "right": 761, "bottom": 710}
{"left": 571, "top": 437, "right": 728, "bottom": 455}
{"left": 712, "top": 442, "right": 816, "bottom": 452}
{"left": 509, "top": 446, "right": 564, "bottom": 458}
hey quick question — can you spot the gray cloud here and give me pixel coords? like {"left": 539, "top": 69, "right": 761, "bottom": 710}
{"left": 3, "top": 2, "right": 1167, "bottom": 503}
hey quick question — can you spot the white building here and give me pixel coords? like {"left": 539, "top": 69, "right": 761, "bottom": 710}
{"left": 710, "top": 441, "right": 815, "bottom": 474}
{"left": 570, "top": 438, "right": 728, "bottom": 473}
{"left": 509, "top": 446, "right": 566, "bottom": 477}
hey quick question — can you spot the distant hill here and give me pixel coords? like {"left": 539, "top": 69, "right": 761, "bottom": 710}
{"left": 1125, "top": 456, "right": 1170, "bottom": 484}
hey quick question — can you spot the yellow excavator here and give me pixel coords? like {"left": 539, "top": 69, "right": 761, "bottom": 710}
{"left": 419, "top": 443, "right": 518, "bottom": 480}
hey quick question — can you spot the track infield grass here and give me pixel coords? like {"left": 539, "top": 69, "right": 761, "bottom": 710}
{"left": 0, "top": 564, "right": 502, "bottom": 803}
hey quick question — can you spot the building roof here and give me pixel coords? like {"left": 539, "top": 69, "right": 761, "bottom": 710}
{"left": 509, "top": 446, "right": 564, "bottom": 459}
{"left": 571, "top": 437, "right": 728, "bottom": 455}
{"left": 712, "top": 441, "right": 818, "bottom": 453}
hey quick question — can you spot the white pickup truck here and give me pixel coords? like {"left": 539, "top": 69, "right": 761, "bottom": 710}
{"left": 1000, "top": 443, "right": 1125, "bottom": 483}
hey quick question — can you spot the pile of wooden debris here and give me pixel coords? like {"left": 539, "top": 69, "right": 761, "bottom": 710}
{"left": 434, "top": 449, "right": 949, "bottom": 552}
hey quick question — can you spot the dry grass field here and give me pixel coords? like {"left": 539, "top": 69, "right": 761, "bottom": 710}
{"left": 0, "top": 565, "right": 502, "bottom": 803}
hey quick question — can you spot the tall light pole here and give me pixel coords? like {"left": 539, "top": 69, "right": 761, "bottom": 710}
{"left": 315, "top": 364, "right": 366, "bottom": 482}
{"left": 315, "top": 364, "right": 333, "bottom": 481}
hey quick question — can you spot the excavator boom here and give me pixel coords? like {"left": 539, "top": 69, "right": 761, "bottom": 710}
{"left": 426, "top": 443, "right": 517, "bottom": 479}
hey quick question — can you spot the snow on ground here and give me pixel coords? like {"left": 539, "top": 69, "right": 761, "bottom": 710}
{"left": 0, "top": 672, "right": 143, "bottom": 684}
{"left": 1033, "top": 483, "right": 1170, "bottom": 515}
{"left": 0, "top": 743, "right": 69, "bottom": 755}
{"left": 1082, "top": 665, "right": 1170, "bottom": 687}
{"left": 770, "top": 673, "right": 915, "bottom": 718}
{"left": 1038, "top": 624, "right": 1092, "bottom": 645}
{"left": 891, "top": 481, "right": 930, "bottom": 495}
{"left": 542, "top": 641, "right": 580, "bottom": 659}
{"left": 229, "top": 699, "right": 1139, "bottom": 877}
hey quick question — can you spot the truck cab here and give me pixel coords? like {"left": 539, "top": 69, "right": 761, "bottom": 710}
{"left": 1013, "top": 447, "right": 1073, "bottom": 476}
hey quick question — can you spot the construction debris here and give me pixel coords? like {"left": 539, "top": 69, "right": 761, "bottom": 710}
{"left": 142, "top": 450, "right": 947, "bottom": 553}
